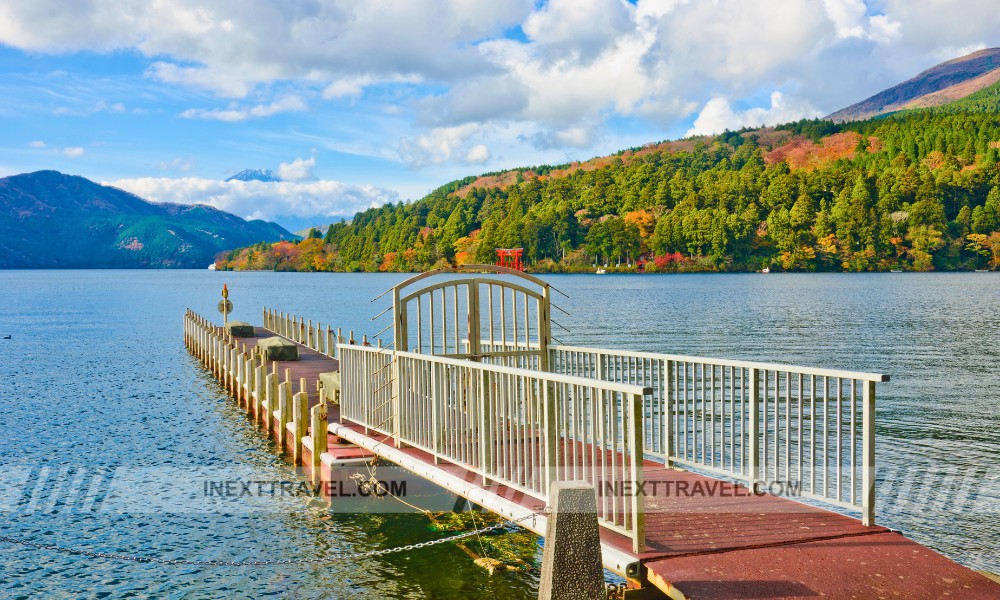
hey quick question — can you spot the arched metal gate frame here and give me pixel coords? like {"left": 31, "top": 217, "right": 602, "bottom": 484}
{"left": 388, "top": 264, "right": 553, "bottom": 371}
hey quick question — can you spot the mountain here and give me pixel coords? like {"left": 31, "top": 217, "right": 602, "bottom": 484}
{"left": 294, "top": 224, "right": 330, "bottom": 238}
{"left": 0, "top": 170, "right": 293, "bottom": 268}
{"left": 225, "top": 168, "right": 282, "bottom": 183}
{"left": 827, "top": 48, "right": 1000, "bottom": 122}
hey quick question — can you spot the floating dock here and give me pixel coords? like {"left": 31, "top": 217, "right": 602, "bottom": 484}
{"left": 184, "top": 266, "right": 1000, "bottom": 599}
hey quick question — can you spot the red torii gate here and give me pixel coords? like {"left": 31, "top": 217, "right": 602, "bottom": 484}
{"left": 495, "top": 248, "right": 524, "bottom": 271}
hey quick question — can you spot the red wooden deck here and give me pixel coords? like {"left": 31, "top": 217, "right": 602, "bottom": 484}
{"left": 207, "top": 325, "right": 1000, "bottom": 600}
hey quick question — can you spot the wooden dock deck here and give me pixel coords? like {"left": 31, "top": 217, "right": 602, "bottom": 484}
{"left": 183, "top": 309, "right": 1000, "bottom": 599}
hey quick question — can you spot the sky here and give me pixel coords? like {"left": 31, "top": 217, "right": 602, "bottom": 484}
{"left": 1, "top": 0, "right": 998, "bottom": 232}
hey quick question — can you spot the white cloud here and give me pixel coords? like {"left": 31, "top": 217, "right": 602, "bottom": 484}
{"left": 322, "top": 74, "right": 423, "bottom": 99}
{"left": 147, "top": 62, "right": 256, "bottom": 99}
{"left": 522, "top": 0, "right": 634, "bottom": 62}
{"left": 868, "top": 15, "right": 902, "bottom": 45}
{"left": 2, "top": 0, "right": 1000, "bottom": 167}
{"left": 158, "top": 158, "right": 196, "bottom": 172}
{"left": 398, "top": 123, "right": 487, "bottom": 167}
{"left": 464, "top": 144, "right": 490, "bottom": 164}
{"left": 62, "top": 146, "right": 85, "bottom": 157}
{"left": 277, "top": 156, "right": 316, "bottom": 182}
{"left": 51, "top": 100, "right": 131, "bottom": 117}
{"left": 530, "top": 126, "right": 597, "bottom": 150}
{"left": 686, "top": 91, "right": 819, "bottom": 136}
{"left": 27, "top": 140, "right": 45, "bottom": 148}
{"left": 180, "top": 96, "right": 307, "bottom": 122}
{"left": 107, "top": 177, "right": 399, "bottom": 223}
{"left": 0, "top": 0, "right": 532, "bottom": 97}
{"left": 822, "top": 0, "right": 867, "bottom": 39}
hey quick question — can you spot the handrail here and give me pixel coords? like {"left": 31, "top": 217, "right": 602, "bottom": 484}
{"left": 338, "top": 342, "right": 650, "bottom": 552}
{"left": 262, "top": 307, "right": 343, "bottom": 359}
{"left": 549, "top": 343, "right": 888, "bottom": 526}
{"left": 551, "top": 344, "right": 889, "bottom": 383}
{"left": 393, "top": 348, "right": 652, "bottom": 396}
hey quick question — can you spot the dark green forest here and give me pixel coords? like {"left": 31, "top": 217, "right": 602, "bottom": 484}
{"left": 218, "top": 83, "right": 1000, "bottom": 273}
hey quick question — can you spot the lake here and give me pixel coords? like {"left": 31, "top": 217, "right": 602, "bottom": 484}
{"left": 1, "top": 270, "right": 997, "bottom": 598}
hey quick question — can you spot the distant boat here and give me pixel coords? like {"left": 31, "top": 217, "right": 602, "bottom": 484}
{"left": 890, "top": 269, "right": 903, "bottom": 273}
{"left": 595, "top": 268, "right": 607, "bottom": 275}
{"left": 975, "top": 269, "right": 989, "bottom": 273}
{"left": 207, "top": 263, "right": 216, "bottom": 271}
{"left": 761, "top": 267, "right": 770, "bottom": 274}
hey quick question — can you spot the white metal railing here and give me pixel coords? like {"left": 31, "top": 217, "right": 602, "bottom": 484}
{"left": 339, "top": 344, "right": 650, "bottom": 552}
{"left": 263, "top": 307, "right": 347, "bottom": 358}
{"left": 550, "top": 345, "right": 888, "bottom": 525}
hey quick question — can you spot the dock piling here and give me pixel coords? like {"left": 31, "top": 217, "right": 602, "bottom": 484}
{"left": 277, "top": 381, "right": 290, "bottom": 447}
{"left": 310, "top": 402, "right": 328, "bottom": 483}
{"left": 293, "top": 391, "right": 308, "bottom": 464}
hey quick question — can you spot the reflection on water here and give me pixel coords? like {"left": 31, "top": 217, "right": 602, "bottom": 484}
{"left": 0, "top": 270, "right": 997, "bottom": 597}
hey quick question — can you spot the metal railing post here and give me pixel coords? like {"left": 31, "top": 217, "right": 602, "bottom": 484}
{"left": 431, "top": 361, "right": 441, "bottom": 463}
{"left": 664, "top": 359, "right": 674, "bottom": 468}
{"left": 748, "top": 368, "right": 761, "bottom": 489}
{"left": 862, "top": 380, "right": 876, "bottom": 526}
{"left": 628, "top": 392, "right": 646, "bottom": 553}
{"left": 392, "top": 351, "right": 402, "bottom": 447}
{"left": 478, "top": 370, "right": 491, "bottom": 484}
{"left": 543, "top": 377, "right": 558, "bottom": 499}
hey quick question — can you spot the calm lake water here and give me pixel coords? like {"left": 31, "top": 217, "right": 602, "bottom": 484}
{"left": 1, "top": 270, "right": 998, "bottom": 598}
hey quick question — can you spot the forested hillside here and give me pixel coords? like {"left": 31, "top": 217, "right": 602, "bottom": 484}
{"left": 217, "top": 85, "right": 1000, "bottom": 273}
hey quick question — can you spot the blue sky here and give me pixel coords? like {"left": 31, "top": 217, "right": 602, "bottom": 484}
{"left": 1, "top": 0, "right": 998, "bottom": 231}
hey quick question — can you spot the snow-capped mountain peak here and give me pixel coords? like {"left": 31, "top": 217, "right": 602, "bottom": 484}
{"left": 225, "top": 168, "right": 282, "bottom": 183}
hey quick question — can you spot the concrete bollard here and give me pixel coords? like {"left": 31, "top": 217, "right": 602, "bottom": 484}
{"left": 254, "top": 364, "right": 265, "bottom": 420}
{"left": 277, "top": 381, "right": 290, "bottom": 449}
{"left": 264, "top": 372, "right": 278, "bottom": 431}
{"left": 242, "top": 355, "right": 253, "bottom": 408}
{"left": 309, "top": 402, "right": 328, "bottom": 483}
{"left": 293, "top": 391, "right": 308, "bottom": 464}
{"left": 538, "top": 482, "right": 605, "bottom": 600}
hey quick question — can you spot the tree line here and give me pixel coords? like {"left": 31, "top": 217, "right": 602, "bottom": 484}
{"left": 217, "top": 92, "right": 1000, "bottom": 273}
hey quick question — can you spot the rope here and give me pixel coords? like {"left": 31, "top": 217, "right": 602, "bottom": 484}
{"left": 0, "top": 511, "right": 539, "bottom": 567}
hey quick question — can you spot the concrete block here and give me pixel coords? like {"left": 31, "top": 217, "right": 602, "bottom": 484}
{"left": 319, "top": 371, "right": 341, "bottom": 404}
{"left": 538, "top": 481, "right": 605, "bottom": 600}
{"left": 258, "top": 336, "right": 299, "bottom": 361}
{"left": 224, "top": 320, "right": 255, "bottom": 337}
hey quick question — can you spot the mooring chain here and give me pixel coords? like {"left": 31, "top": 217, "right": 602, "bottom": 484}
{"left": 0, "top": 511, "right": 540, "bottom": 567}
